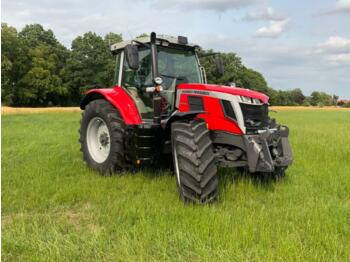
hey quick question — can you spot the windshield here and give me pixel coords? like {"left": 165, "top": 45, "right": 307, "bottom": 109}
{"left": 122, "top": 46, "right": 202, "bottom": 89}
{"left": 157, "top": 46, "right": 202, "bottom": 87}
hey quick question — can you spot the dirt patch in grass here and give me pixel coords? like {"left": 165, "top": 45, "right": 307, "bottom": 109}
{"left": 1, "top": 106, "right": 81, "bottom": 115}
{"left": 2, "top": 203, "right": 102, "bottom": 234}
{"left": 1, "top": 214, "right": 14, "bottom": 228}
{"left": 62, "top": 203, "right": 102, "bottom": 233}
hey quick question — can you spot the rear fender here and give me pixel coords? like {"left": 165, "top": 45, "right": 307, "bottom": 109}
{"left": 80, "top": 86, "right": 142, "bottom": 125}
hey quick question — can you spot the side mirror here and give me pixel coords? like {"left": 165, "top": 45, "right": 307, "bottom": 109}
{"left": 215, "top": 56, "right": 224, "bottom": 76}
{"left": 124, "top": 44, "right": 139, "bottom": 70}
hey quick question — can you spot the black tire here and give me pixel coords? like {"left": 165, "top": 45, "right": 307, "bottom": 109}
{"left": 273, "top": 167, "right": 286, "bottom": 180}
{"left": 253, "top": 167, "right": 286, "bottom": 182}
{"left": 171, "top": 119, "right": 219, "bottom": 204}
{"left": 79, "top": 99, "right": 127, "bottom": 174}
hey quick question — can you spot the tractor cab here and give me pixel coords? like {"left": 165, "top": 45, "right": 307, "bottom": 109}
{"left": 110, "top": 34, "right": 207, "bottom": 119}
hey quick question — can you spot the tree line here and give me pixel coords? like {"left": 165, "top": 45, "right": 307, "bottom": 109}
{"left": 1, "top": 23, "right": 340, "bottom": 107}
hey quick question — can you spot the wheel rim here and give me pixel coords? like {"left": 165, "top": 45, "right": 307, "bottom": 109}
{"left": 86, "top": 117, "right": 111, "bottom": 163}
{"left": 173, "top": 145, "right": 181, "bottom": 185}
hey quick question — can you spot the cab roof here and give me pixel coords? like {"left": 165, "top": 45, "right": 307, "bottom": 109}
{"left": 110, "top": 34, "right": 200, "bottom": 54}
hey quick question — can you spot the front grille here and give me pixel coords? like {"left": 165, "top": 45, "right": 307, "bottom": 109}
{"left": 240, "top": 103, "right": 269, "bottom": 132}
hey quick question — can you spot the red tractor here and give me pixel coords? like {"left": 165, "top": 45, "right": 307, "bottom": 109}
{"left": 79, "top": 32, "right": 293, "bottom": 203}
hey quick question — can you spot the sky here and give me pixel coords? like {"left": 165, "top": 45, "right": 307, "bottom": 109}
{"left": 2, "top": 0, "right": 350, "bottom": 98}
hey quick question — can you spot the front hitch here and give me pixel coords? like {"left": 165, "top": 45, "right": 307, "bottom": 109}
{"left": 243, "top": 125, "right": 293, "bottom": 173}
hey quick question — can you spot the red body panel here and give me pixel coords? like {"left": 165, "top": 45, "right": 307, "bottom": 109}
{"left": 177, "top": 83, "right": 269, "bottom": 103}
{"left": 176, "top": 83, "right": 269, "bottom": 135}
{"left": 178, "top": 94, "right": 244, "bottom": 134}
{"left": 85, "top": 86, "right": 142, "bottom": 125}
{"left": 83, "top": 83, "right": 268, "bottom": 135}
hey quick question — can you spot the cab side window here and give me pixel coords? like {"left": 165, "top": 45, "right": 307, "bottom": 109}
{"left": 122, "top": 48, "right": 152, "bottom": 88}
{"left": 113, "top": 52, "right": 121, "bottom": 86}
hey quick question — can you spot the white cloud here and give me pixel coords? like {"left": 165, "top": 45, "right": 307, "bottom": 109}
{"left": 319, "top": 0, "right": 350, "bottom": 15}
{"left": 195, "top": 33, "right": 350, "bottom": 97}
{"left": 316, "top": 36, "right": 350, "bottom": 54}
{"left": 328, "top": 54, "right": 350, "bottom": 63}
{"left": 334, "top": 0, "right": 350, "bottom": 12}
{"left": 255, "top": 19, "right": 289, "bottom": 38}
{"left": 152, "top": 0, "right": 257, "bottom": 12}
{"left": 315, "top": 36, "right": 350, "bottom": 65}
{"left": 244, "top": 7, "right": 286, "bottom": 21}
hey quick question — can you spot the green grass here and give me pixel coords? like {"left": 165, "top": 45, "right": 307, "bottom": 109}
{"left": 2, "top": 110, "right": 350, "bottom": 261}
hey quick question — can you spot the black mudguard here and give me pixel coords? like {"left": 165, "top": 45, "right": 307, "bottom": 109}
{"left": 161, "top": 110, "right": 205, "bottom": 130}
{"left": 159, "top": 110, "right": 205, "bottom": 154}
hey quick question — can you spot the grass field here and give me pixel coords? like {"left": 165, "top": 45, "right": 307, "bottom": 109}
{"left": 2, "top": 109, "right": 350, "bottom": 261}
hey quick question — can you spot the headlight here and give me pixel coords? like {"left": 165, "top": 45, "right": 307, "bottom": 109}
{"left": 239, "top": 96, "right": 262, "bottom": 105}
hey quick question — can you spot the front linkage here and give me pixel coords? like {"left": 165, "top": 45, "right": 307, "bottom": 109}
{"left": 244, "top": 124, "right": 293, "bottom": 173}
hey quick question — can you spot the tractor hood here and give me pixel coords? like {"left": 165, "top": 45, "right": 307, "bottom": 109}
{"left": 177, "top": 83, "right": 269, "bottom": 104}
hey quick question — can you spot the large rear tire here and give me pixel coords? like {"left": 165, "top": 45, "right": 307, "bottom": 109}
{"left": 79, "top": 99, "right": 127, "bottom": 174}
{"left": 171, "top": 119, "right": 219, "bottom": 203}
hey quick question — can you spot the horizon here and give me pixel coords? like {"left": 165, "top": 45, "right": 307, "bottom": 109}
{"left": 2, "top": 0, "right": 350, "bottom": 98}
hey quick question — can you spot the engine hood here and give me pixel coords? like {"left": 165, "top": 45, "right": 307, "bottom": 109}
{"left": 177, "top": 83, "right": 269, "bottom": 104}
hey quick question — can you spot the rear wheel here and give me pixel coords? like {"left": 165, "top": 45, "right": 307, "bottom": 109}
{"left": 171, "top": 119, "right": 219, "bottom": 203}
{"left": 79, "top": 99, "right": 127, "bottom": 174}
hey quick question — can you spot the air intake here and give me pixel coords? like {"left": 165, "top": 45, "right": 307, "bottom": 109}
{"left": 221, "top": 100, "right": 237, "bottom": 121}
{"left": 188, "top": 96, "right": 204, "bottom": 111}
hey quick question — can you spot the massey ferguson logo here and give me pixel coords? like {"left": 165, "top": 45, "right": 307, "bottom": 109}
{"left": 182, "top": 90, "right": 210, "bottom": 96}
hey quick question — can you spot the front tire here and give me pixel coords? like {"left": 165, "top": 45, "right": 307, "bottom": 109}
{"left": 171, "top": 119, "right": 219, "bottom": 204}
{"left": 79, "top": 99, "right": 127, "bottom": 174}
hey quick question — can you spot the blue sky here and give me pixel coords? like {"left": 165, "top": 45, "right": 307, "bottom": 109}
{"left": 2, "top": 0, "right": 350, "bottom": 98}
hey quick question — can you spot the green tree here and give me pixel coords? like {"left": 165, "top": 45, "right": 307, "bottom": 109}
{"left": 239, "top": 67, "right": 268, "bottom": 93}
{"left": 104, "top": 32, "right": 122, "bottom": 46}
{"left": 4, "top": 24, "right": 69, "bottom": 106}
{"left": 266, "top": 87, "right": 279, "bottom": 105}
{"left": 199, "top": 50, "right": 244, "bottom": 86}
{"left": 289, "top": 88, "right": 305, "bottom": 105}
{"left": 18, "top": 45, "right": 68, "bottom": 105}
{"left": 63, "top": 32, "right": 122, "bottom": 103}
{"left": 136, "top": 33, "right": 149, "bottom": 38}
{"left": 2, "top": 23, "right": 337, "bottom": 107}
{"left": 199, "top": 51, "right": 269, "bottom": 94}
{"left": 332, "top": 94, "right": 339, "bottom": 106}
{"left": 1, "top": 23, "right": 21, "bottom": 105}
{"left": 310, "top": 91, "right": 332, "bottom": 106}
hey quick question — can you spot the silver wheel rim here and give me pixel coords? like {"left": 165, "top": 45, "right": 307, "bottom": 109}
{"left": 86, "top": 117, "right": 111, "bottom": 163}
{"left": 173, "top": 145, "right": 181, "bottom": 185}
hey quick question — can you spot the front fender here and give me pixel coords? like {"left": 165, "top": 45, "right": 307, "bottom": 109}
{"left": 161, "top": 110, "right": 205, "bottom": 131}
{"left": 80, "top": 86, "right": 142, "bottom": 125}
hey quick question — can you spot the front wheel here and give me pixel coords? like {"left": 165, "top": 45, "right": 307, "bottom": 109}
{"left": 253, "top": 167, "right": 286, "bottom": 182}
{"left": 79, "top": 99, "right": 127, "bottom": 174}
{"left": 171, "top": 119, "right": 219, "bottom": 204}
